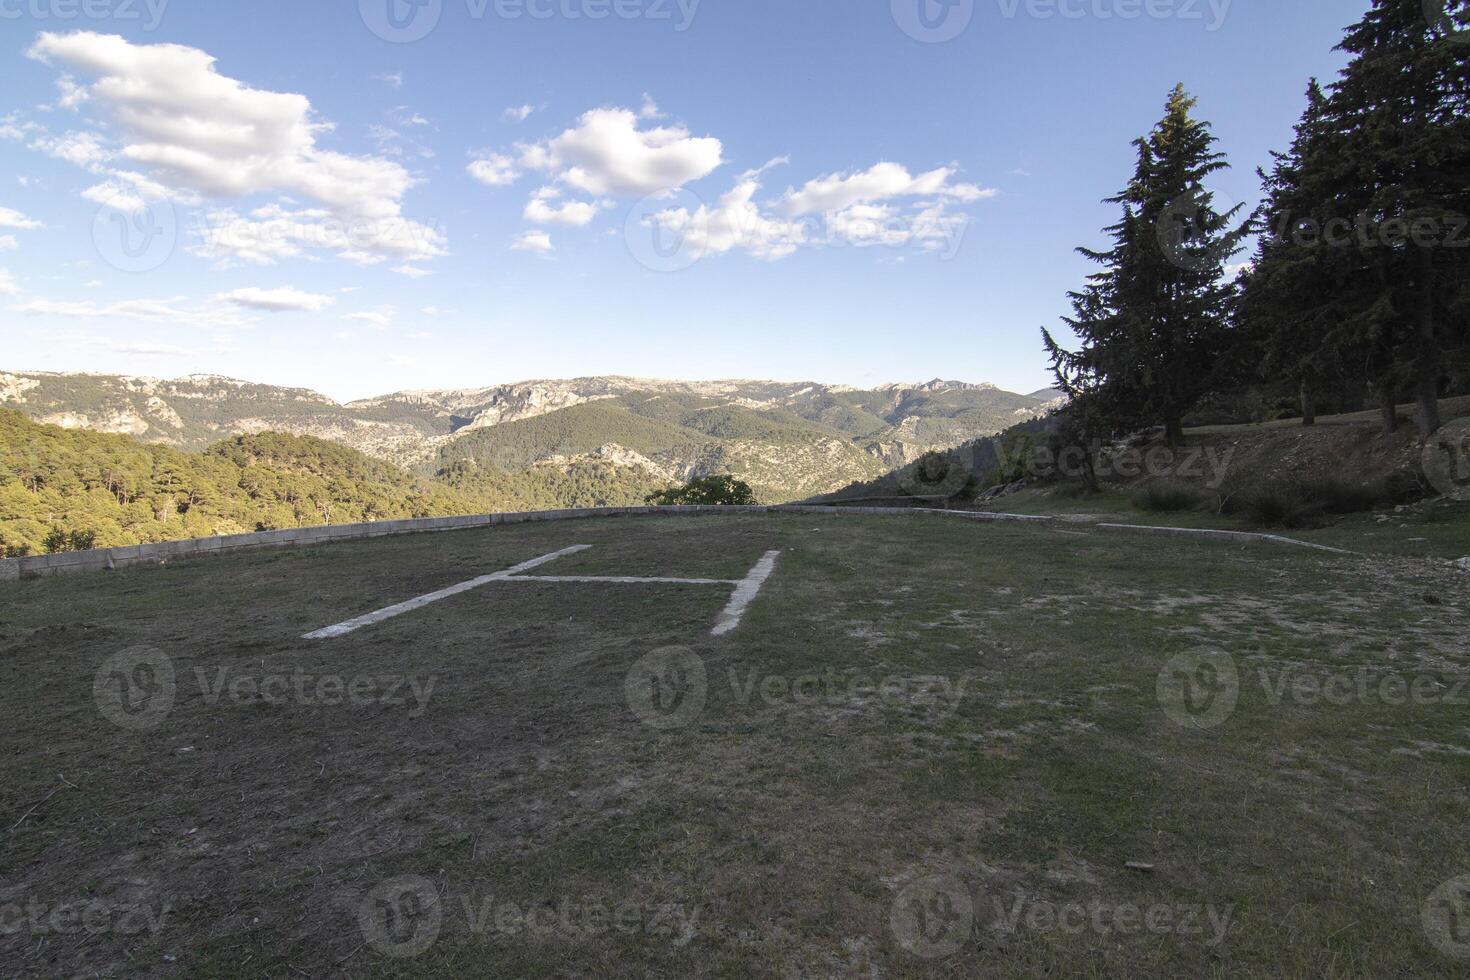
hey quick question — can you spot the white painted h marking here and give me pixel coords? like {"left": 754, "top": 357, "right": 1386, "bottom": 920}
{"left": 303, "top": 546, "right": 781, "bottom": 640}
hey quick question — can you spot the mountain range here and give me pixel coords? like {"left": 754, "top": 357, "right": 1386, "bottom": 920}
{"left": 0, "top": 371, "right": 1062, "bottom": 502}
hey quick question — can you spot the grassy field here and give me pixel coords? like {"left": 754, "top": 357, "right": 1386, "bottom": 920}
{"left": 3, "top": 513, "right": 1469, "bottom": 977}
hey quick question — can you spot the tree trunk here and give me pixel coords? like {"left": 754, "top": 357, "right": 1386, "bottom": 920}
{"left": 1164, "top": 416, "right": 1185, "bottom": 450}
{"left": 1081, "top": 447, "right": 1099, "bottom": 493}
{"left": 1413, "top": 248, "right": 1442, "bottom": 436}
{"left": 1377, "top": 384, "right": 1398, "bottom": 435}
{"left": 1299, "top": 381, "right": 1316, "bottom": 426}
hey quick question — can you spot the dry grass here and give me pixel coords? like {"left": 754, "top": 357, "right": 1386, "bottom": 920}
{"left": 1, "top": 514, "right": 1468, "bottom": 976}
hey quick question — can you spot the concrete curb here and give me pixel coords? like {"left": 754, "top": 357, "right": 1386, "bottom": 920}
{"left": 1094, "top": 523, "right": 1353, "bottom": 554}
{"left": 0, "top": 505, "right": 1348, "bottom": 584}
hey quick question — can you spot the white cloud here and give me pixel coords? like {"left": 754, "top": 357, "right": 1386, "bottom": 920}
{"left": 30, "top": 129, "right": 109, "bottom": 167}
{"left": 81, "top": 181, "right": 145, "bottom": 212}
{"left": 524, "top": 193, "right": 600, "bottom": 227}
{"left": 511, "top": 230, "right": 553, "bottom": 253}
{"left": 420, "top": 306, "right": 457, "bottom": 315}
{"left": 9, "top": 295, "right": 248, "bottom": 328}
{"left": 0, "top": 268, "right": 18, "bottom": 295}
{"left": 58, "top": 335, "right": 192, "bottom": 357}
{"left": 84, "top": 279, "right": 103, "bottom": 288}
{"left": 503, "top": 104, "right": 536, "bottom": 123}
{"left": 342, "top": 307, "right": 395, "bottom": 328}
{"left": 216, "top": 286, "right": 334, "bottom": 313}
{"left": 393, "top": 264, "right": 432, "bottom": 278}
{"left": 780, "top": 163, "right": 994, "bottom": 216}
{"left": 0, "top": 206, "right": 43, "bottom": 230}
{"left": 54, "top": 75, "right": 90, "bottom": 110}
{"left": 649, "top": 177, "right": 805, "bottom": 262}
{"left": 526, "top": 107, "right": 722, "bottom": 197}
{"left": 467, "top": 154, "right": 519, "bottom": 187}
{"left": 193, "top": 203, "right": 443, "bottom": 266}
{"left": 27, "top": 32, "right": 445, "bottom": 265}
{"left": 0, "top": 236, "right": 18, "bottom": 250}
{"left": 642, "top": 159, "right": 980, "bottom": 262}
{"left": 373, "top": 72, "right": 404, "bottom": 89}
{"left": 639, "top": 94, "right": 664, "bottom": 120}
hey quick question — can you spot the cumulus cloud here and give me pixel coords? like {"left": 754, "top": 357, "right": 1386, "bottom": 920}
{"left": 53, "top": 75, "right": 90, "bottom": 110}
{"left": 524, "top": 191, "right": 600, "bottom": 227}
{"left": 641, "top": 157, "right": 981, "bottom": 262}
{"left": 779, "top": 163, "right": 994, "bottom": 216}
{"left": 648, "top": 176, "right": 805, "bottom": 262}
{"left": 511, "top": 230, "right": 553, "bottom": 253}
{"left": 467, "top": 153, "right": 519, "bottom": 187}
{"left": 192, "top": 203, "right": 443, "bottom": 266}
{"left": 216, "top": 286, "right": 334, "bottom": 313}
{"left": 393, "top": 264, "right": 432, "bottom": 278}
{"left": 27, "top": 31, "right": 445, "bottom": 265}
{"left": 0, "top": 206, "right": 42, "bottom": 230}
{"left": 30, "top": 129, "right": 109, "bottom": 168}
{"left": 503, "top": 104, "right": 536, "bottom": 123}
{"left": 526, "top": 107, "right": 722, "bottom": 197}
{"left": 0, "top": 268, "right": 19, "bottom": 295}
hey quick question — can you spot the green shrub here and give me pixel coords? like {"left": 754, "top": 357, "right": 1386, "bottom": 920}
{"left": 1053, "top": 480, "right": 1097, "bottom": 500}
{"left": 646, "top": 475, "right": 757, "bottom": 507}
{"left": 1131, "top": 480, "right": 1204, "bottom": 513}
{"left": 1236, "top": 489, "right": 1326, "bottom": 528}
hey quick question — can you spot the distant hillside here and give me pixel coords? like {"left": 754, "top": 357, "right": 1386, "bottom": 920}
{"left": 1, "top": 372, "right": 1056, "bottom": 501}
{"left": 0, "top": 409, "right": 663, "bottom": 557}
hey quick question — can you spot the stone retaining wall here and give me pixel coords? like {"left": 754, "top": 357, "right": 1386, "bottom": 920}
{"left": 0, "top": 505, "right": 1346, "bottom": 584}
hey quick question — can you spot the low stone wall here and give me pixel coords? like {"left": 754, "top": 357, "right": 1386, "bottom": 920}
{"left": 0, "top": 506, "right": 758, "bottom": 582}
{"left": 0, "top": 505, "right": 1347, "bottom": 584}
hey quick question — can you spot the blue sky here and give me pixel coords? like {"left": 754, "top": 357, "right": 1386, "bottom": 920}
{"left": 1, "top": 0, "right": 1371, "bottom": 401}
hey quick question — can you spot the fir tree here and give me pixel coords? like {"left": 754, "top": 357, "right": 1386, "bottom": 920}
{"left": 1043, "top": 85, "right": 1248, "bottom": 448}
{"left": 1319, "top": 0, "right": 1470, "bottom": 434}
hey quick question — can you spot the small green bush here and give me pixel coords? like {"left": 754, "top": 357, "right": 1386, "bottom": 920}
{"left": 1053, "top": 480, "right": 1097, "bottom": 500}
{"left": 1132, "top": 480, "right": 1204, "bottom": 513}
{"left": 1236, "top": 489, "right": 1326, "bottom": 528}
{"left": 646, "top": 475, "right": 757, "bottom": 507}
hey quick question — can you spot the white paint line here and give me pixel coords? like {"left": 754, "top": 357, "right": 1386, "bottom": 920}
{"left": 303, "top": 545, "right": 590, "bottom": 639}
{"left": 711, "top": 550, "right": 781, "bottom": 637}
{"left": 504, "top": 576, "right": 741, "bottom": 586}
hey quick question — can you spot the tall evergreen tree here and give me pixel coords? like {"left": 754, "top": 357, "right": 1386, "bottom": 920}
{"left": 1319, "top": 0, "right": 1470, "bottom": 434}
{"left": 1043, "top": 85, "right": 1248, "bottom": 448}
{"left": 1240, "top": 81, "right": 1390, "bottom": 427}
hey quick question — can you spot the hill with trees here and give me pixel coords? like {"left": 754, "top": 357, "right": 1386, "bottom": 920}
{"left": 0, "top": 409, "right": 664, "bottom": 557}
